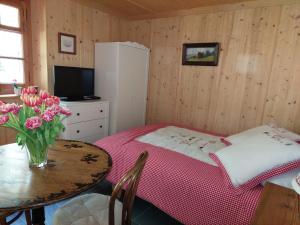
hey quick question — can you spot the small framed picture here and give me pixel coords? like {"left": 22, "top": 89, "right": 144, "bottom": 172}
{"left": 182, "top": 42, "right": 220, "bottom": 66}
{"left": 58, "top": 32, "right": 76, "bottom": 54}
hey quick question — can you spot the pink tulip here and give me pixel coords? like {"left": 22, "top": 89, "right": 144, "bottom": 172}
{"left": 10, "top": 103, "right": 22, "bottom": 115}
{"left": 0, "top": 103, "right": 21, "bottom": 114}
{"left": 25, "top": 116, "right": 42, "bottom": 130}
{"left": 0, "top": 104, "right": 10, "bottom": 114}
{"left": 21, "top": 94, "right": 42, "bottom": 107}
{"left": 45, "top": 97, "right": 54, "bottom": 107}
{"left": 0, "top": 100, "right": 5, "bottom": 105}
{"left": 52, "top": 96, "right": 60, "bottom": 105}
{"left": 60, "top": 107, "right": 72, "bottom": 116}
{"left": 41, "top": 110, "right": 55, "bottom": 122}
{"left": 33, "top": 107, "right": 41, "bottom": 114}
{"left": 0, "top": 115, "right": 9, "bottom": 125}
{"left": 21, "top": 87, "right": 29, "bottom": 95}
{"left": 39, "top": 90, "right": 50, "bottom": 100}
{"left": 21, "top": 86, "right": 37, "bottom": 95}
{"left": 49, "top": 105, "right": 61, "bottom": 115}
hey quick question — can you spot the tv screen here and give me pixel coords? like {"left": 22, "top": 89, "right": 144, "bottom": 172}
{"left": 54, "top": 66, "right": 94, "bottom": 100}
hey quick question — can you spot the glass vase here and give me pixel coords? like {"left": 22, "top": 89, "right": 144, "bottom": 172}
{"left": 25, "top": 140, "right": 49, "bottom": 168}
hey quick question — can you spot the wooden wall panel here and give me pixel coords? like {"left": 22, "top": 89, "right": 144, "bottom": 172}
{"left": 146, "top": 17, "right": 182, "bottom": 123}
{"left": 109, "top": 16, "right": 122, "bottom": 42}
{"left": 210, "top": 7, "right": 280, "bottom": 134}
{"left": 121, "top": 2, "right": 300, "bottom": 135}
{"left": 263, "top": 4, "right": 300, "bottom": 131}
{"left": 120, "top": 19, "right": 152, "bottom": 47}
{"left": 237, "top": 7, "right": 281, "bottom": 132}
{"left": 44, "top": 0, "right": 121, "bottom": 93}
{"left": 176, "top": 12, "right": 234, "bottom": 131}
{"left": 31, "top": 0, "right": 48, "bottom": 90}
{"left": 0, "top": 127, "right": 17, "bottom": 145}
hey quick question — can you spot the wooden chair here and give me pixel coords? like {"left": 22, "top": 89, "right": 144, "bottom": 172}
{"left": 53, "top": 151, "right": 149, "bottom": 225}
{"left": 0, "top": 210, "right": 31, "bottom": 225}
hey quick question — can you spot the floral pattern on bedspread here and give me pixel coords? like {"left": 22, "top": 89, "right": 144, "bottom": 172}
{"left": 136, "top": 126, "right": 227, "bottom": 166}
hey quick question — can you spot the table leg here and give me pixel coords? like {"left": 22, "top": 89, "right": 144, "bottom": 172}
{"left": 0, "top": 217, "right": 6, "bottom": 225}
{"left": 25, "top": 210, "right": 32, "bottom": 225}
{"left": 31, "top": 207, "right": 45, "bottom": 225}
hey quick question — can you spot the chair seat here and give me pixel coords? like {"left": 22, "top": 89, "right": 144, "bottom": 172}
{"left": 53, "top": 193, "right": 122, "bottom": 225}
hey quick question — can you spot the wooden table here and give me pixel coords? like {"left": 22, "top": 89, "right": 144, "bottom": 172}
{"left": 252, "top": 182, "right": 300, "bottom": 225}
{"left": 0, "top": 140, "right": 112, "bottom": 225}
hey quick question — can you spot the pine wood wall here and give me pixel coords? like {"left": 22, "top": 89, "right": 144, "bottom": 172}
{"left": 46, "top": 0, "right": 121, "bottom": 93}
{"left": 31, "top": 0, "right": 48, "bottom": 91}
{"left": 31, "top": 0, "right": 121, "bottom": 93}
{"left": 121, "top": 2, "right": 300, "bottom": 135}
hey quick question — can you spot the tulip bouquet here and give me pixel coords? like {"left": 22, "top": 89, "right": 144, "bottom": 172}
{"left": 0, "top": 86, "right": 72, "bottom": 167}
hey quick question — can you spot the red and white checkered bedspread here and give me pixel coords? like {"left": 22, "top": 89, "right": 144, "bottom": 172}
{"left": 94, "top": 124, "right": 262, "bottom": 225}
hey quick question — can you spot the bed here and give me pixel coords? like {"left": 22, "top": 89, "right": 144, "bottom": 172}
{"left": 94, "top": 124, "right": 262, "bottom": 225}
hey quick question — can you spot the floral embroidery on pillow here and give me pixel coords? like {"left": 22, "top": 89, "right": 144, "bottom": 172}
{"left": 263, "top": 131, "right": 294, "bottom": 146}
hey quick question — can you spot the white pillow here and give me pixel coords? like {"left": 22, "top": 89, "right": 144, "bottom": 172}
{"left": 225, "top": 125, "right": 300, "bottom": 145}
{"left": 210, "top": 131, "right": 300, "bottom": 193}
{"left": 263, "top": 168, "right": 300, "bottom": 189}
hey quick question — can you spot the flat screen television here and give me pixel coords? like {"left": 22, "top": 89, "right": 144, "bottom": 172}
{"left": 54, "top": 65, "right": 99, "bottom": 101}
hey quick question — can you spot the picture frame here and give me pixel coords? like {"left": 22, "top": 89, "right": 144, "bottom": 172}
{"left": 182, "top": 42, "right": 220, "bottom": 66}
{"left": 58, "top": 32, "right": 76, "bottom": 55}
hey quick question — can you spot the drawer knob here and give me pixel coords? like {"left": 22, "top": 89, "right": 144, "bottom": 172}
{"left": 77, "top": 113, "right": 80, "bottom": 116}
{"left": 77, "top": 130, "right": 80, "bottom": 133}
{"left": 100, "top": 110, "right": 103, "bottom": 113}
{"left": 99, "top": 125, "right": 103, "bottom": 128}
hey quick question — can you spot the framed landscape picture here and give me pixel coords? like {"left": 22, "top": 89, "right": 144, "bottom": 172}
{"left": 58, "top": 32, "right": 76, "bottom": 54}
{"left": 182, "top": 42, "right": 220, "bottom": 66}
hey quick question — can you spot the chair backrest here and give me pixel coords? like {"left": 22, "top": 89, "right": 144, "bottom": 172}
{"left": 109, "top": 151, "right": 149, "bottom": 225}
{"left": 0, "top": 211, "right": 30, "bottom": 225}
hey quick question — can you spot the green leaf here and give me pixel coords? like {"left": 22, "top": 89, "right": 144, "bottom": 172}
{"left": 16, "top": 133, "right": 22, "bottom": 145}
{"left": 19, "top": 106, "right": 26, "bottom": 125}
{"left": 37, "top": 132, "right": 44, "bottom": 147}
{"left": 16, "top": 133, "right": 26, "bottom": 146}
{"left": 44, "top": 129, "right": 50, "bottom": 145}
{"left": 54, "top": 126, "right": 60, "bottom": 134}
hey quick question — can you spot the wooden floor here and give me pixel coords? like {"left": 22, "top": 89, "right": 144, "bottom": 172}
{"left": 8, "top": 181, "right": 183, "bottom": 225}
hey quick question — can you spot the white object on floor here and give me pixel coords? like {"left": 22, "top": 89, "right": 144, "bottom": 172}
{"left": 53, "top": 193, "right": 122, "bottom": 225}
{"left": 95, "top": 42, "right": 150, "bottom": 135}
{"left": 136, "top": 126, "right": 226, "bottom": 166}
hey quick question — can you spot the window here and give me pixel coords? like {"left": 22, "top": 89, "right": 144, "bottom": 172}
{"left": 0, "top": 0, "right": 30, "bottom": 94}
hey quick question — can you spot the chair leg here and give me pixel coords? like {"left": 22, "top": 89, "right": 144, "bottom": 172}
{"left": 25, "top": 210, "right": 32, "bottom": 225}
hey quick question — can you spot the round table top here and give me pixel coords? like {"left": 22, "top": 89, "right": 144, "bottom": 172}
{"left": 0, "top": 140, "right": 112, "bottom": 212}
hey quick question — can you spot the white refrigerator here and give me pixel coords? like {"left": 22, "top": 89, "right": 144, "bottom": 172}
{"left": 95, "top": 42, "right": 150, "bottom": 135}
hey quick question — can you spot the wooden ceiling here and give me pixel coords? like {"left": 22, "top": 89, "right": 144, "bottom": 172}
{"left": 74, "top": 0, "right": 297, "bottom": 19}
{"left": 95, "top": 0, "right": 252, "bottom": 18}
